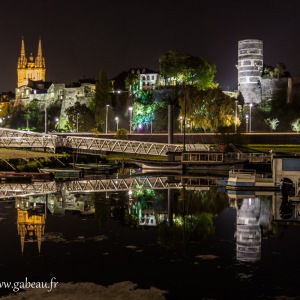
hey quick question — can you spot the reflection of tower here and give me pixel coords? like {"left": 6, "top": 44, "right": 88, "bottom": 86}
{"left": 236, "top": 198, "right": 261, "bottom": 262}
{"left": 17, "top": 207, "right": 45, "bottom": 254}
{"left": 237, "top": 39, "right": 263, "bottom": 104}
{"left": 17, "top": 36, "right": 46, "bottom": 87}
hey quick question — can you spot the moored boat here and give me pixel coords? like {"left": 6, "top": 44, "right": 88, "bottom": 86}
{"left": 167, "top": 151, "right": 248, "bottom": 175}
{"left": 141, "top": 162, "right": 182, "bottom": 170}
{"left": 39, "top": 168, "right": 84, "bottom": 179}
{"left": 226, "top": 169, "right": 280, "bottom": 191}
{"left": 0, "top": 171, "right": 54, "bottom": 182}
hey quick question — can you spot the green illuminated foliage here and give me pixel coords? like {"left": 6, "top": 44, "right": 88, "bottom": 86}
{"left": 179, "top": 87, "right": 235, "bottom": 132}
{"left": 159, "top": 50, "right": 218, "bottom": 89}
{"left": 65, "top": 102, "right": 94, "bottom": 132}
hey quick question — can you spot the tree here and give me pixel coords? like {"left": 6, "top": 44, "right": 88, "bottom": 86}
{"left": 291, "top": 119, "right": 300, "bottom": 132}
{"left": 27, "top": 99, "right": 43, "bottom": 131}
{"left": 159, "top": 50, "right": 217, "bottom": 89}
{"left": 178, "top": 87, "right": 235, "bottom": 132}
{"left": 90, "top": 70, "right": 111, "bottom": 131}
{"left": 265, "top": 118, "right": 279, "bottom": 131}
{"left": 65, "top": 102, "right": 94, "bottom": 132}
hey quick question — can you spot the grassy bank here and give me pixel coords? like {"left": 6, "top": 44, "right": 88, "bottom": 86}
{"left": 238, "top": 144, "right": 300, "bottom": 154}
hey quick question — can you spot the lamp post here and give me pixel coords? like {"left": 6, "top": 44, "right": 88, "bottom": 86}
{"left": 76, "top": 113, "right": 79, "bottom": 133}
{"left": 245, "top": 114, "right": 249, "bottom": 133}
{"left": 249, "top": 103, "right": 253, "bottom": 133}
{"left": 105, "top": 104, "right": 109, "bottom": 134}
{"left": 44, "top": 105, "right": 48, "bottom": 134}
{"left": 235, "top": 99, "right": 238, "bottom": 133}
{"left": 128, "top": 106, "right": 133, "bottom": 135}
{"left": 180, "top": 116, "right": 183, "bottom": 133}
{"left": 55, "top": 117, "right": 59, "bottom": 132}
{"left": 115, "top": 116, "right": 119, "bottom": 131}
{"left": 26, "top": 111, "right": 29, "bottom": 131}
{"left": 150, "top": 113, "right": 154, "bottom": 134}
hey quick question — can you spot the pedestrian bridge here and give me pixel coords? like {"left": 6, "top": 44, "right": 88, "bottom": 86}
{"left": 0, "top": 176, "right": 215, "bottom": 199}
{"left": 0, "top": 128, "right": 210, "bottom": 156}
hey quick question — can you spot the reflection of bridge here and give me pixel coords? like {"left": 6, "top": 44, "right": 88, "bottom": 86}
{"left": 0, "top": 128, "right": 209, "bottom": 155}
{"left": 0, "top": 176, "right": 219, "bottom": 199}
{"left": 0, "top": 177, "right": 179, "bottom": 199}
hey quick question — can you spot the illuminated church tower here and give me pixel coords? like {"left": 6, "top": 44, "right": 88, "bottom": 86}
{"left": 17, "top": 36, "right": 46, "bottom": 87}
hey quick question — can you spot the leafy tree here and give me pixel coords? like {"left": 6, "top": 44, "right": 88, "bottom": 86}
{"left": 65, "top": 102, "right": 94, "bottom": 132}
{"left": 90, "top": 70, "right": 112, "bottom": 131}
{"left": 262, "top": 63, "right": 290, "bottom": 79}
{"left": 178, "top": 87, "right": 235, "bottom": 132}
{"left": 27, "top": 99, "right": 43, "bottom": 131}
{"left": 159, "top": 50, "right": 217, "bottom": 89}
{"left": 291, "top": 119, "right": 300, "bottom": 132}
{"left": 265, "top": 118, "right": 279, "bottom": 131}
{"left": 274, "top": 63, "right": 290, "bottom": 79}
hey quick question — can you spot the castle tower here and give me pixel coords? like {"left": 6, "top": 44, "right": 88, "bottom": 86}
{"left": 17, "top": 36, "right": 46, "bottom": 87}
{"left": 237, "top": 39, "right": 263, "bottom": 104}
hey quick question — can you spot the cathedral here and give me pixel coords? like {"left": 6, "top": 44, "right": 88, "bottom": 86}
{"left": 17, "top": 36, "right": 46, "bottom": 88}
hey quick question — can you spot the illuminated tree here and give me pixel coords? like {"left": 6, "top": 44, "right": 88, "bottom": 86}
{"left": 178, "top": 87, "right": 235, "bottom": 132}
{"left": 159, "top": 50, "right": 217, "bottom": 89}
{"left": 291, "top": 119, "right": 300, "bottom": 132}
{"left": 65, "top": 102, "right": 94, "bottom": 132}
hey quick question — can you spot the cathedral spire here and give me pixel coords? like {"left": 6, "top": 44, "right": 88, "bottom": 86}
{"left": 21, "top": 36, "right": 25, "bottom": 57}
{"left": 37, "top": 36, "right": 42, "bottom": 58}
{"left": 18, "top": 36, "right": 27, "bottom": 69}
{"left": 35, "top": 36, "right": 45, "bottom": 69}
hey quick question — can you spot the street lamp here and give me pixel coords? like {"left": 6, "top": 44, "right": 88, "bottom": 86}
{"left": 235, "top": 99, "right": 238, "bottom": 133}
{"left": 245, "top": 114, "right": 249, "bottom": 133}
{"left": 55, "top": 117, "right": 59, "bottom": 132}
{"left": 76, "top": 113, "right": 79, "bottom": 133}
{"left": 115, "top": 116, "right": 119, "bottom": 131}
{"left": 150, "top": 113, "right": 154, "bottom": 134}
{"left": 180, "top": 116, "right": 183, "bottom": 133}
{"left": 249, "top": 103, "right": 253, "bottom": 133}
{"left": 128, "top": 106, "right": 133, "bottom": 135}
{"left": 105, "top": 104, "right": 109, "bottom": 134}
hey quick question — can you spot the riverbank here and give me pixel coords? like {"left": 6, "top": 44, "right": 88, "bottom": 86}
{"left": 0, "top": 149, "right": 66, "bottom": 160}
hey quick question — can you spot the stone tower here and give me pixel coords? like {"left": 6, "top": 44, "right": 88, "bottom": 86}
{"left": 237, "top": 39, "right": 263, "bottom": 104}
{"left": 17, "top": 36, "right": 46, "bottom": 87}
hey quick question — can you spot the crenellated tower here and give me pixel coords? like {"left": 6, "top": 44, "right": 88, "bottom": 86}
{"left": 17, "top": 36, "right": 46, "bottom": 87}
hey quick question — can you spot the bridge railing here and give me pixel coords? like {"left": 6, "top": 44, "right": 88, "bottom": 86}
{"left": 0, "top": 128, "right": 58, "bottom": 152}
{"left": 63, "top": 136, "right": 209, "bottom": 156}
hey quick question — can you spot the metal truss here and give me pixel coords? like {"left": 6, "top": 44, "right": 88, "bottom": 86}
{"left": 0, "top": 181, "right": 57, "bottom": 199}
{"left": 64, "top": 136, "right": 209, "bottom": 156}
{"left": 0, "top": 175, "right": 218, "bottom": 199}
{"left": 0, "top": 177, "right": 181, "bottom": 199}
{"left": 0, "top": 129, "right": 210, "bottom": 155}
{"left": 0, "top": 129, "right": 57, "bottom": 152}
{"left": 57, "top": 177, "right": 182, "bottom": 193}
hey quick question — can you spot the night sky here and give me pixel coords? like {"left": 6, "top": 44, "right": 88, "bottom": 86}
{"left": 1, "top": 0, "right": 299, "bottom": 92}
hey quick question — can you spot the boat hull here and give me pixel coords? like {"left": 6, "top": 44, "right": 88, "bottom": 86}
{"left": 141, "top": 162, "right": 182, "bottom": 170}
{"left": 226, "top": 169, "right": 280, "bottom": 191}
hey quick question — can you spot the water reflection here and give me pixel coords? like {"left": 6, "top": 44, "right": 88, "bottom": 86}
{"left": 16, "top": 198, "right": 46, "bottom": 254}
{"left": 3, "top": 174, "right": 300, "bottom": 261}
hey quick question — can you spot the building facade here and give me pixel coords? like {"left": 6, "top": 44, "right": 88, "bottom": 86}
{"left": 17, "top": 37, "right": 46, "bottom": 88}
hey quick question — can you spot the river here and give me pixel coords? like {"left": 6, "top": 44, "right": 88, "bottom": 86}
{"left": 0, "top": 172, "right": 299, "bottom": 299}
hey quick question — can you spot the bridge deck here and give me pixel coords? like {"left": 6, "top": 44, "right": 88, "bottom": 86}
{"left": 0, "top": 129, "right": 210, "bottom": 155}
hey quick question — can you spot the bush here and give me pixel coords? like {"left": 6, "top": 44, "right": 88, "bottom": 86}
{"left": 114, "top": 128, "right": 128, "bottom": 140}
